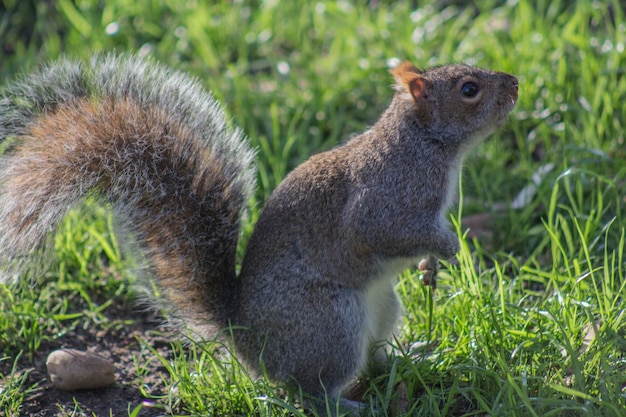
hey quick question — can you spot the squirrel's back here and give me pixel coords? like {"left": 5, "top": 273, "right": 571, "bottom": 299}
{"left": 0, "top": 54, "right": 256, "bottom": 337}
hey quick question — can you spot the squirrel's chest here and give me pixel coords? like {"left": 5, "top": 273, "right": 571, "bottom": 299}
{"left": 443, "top": 160, "right": 462, "bottom": 211}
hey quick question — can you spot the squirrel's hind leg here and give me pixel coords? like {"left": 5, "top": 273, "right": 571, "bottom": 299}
{"left": 236, "top": 280, "right": 372, "bottom": 409}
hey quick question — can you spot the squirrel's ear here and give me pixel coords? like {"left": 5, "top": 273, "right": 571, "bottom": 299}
{"left": 390, "top": 61, "right": 429, "bottom": 103}
{"left": 391, "top": 61, "right": 434, "bottom": 124}
{"left": 390, "top": 61, "right": 421, "bottom": 86}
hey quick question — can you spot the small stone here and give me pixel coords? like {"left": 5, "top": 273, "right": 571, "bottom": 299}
{"left": 46, "top": 349, "right": 116, "bottom": 391}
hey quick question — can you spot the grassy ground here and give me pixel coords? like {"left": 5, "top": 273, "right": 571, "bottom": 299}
{"left": 1, "top": 0, "right": 625, "bottom": 416}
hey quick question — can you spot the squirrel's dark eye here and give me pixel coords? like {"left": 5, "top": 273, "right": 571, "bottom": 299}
{"left": 461, "top": 82, "right": 479, "bottom": 98}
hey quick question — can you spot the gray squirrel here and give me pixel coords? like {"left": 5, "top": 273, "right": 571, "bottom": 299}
{"left": 0, "top": 54, "right": 518, "bottom": 410}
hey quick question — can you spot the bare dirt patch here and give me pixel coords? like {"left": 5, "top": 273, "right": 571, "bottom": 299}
{"left": 2, "top": 306, "right": 176, "bottom": 417}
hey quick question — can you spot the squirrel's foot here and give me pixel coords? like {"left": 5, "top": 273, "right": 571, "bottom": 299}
{"left": 418, "top": 256, "right": 439, "bottom": 290}
{"left": 337, "top": 398, "right": 365, "bottom": 416}
{"left": 304, "top": 396, "right": 365, "bottom": 417}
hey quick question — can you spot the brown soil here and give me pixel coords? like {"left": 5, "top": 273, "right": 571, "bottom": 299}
{"left": 2, "top": 306, "right": 177, "bottom": 417}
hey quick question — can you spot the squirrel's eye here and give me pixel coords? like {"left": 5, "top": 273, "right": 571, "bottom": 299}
{"left": 461, "top": 82, "right": 479, "bottom": 98}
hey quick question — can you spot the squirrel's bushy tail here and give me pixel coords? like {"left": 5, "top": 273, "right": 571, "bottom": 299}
{"left": 0, "top": 54, "right": 256, "bottom": 337}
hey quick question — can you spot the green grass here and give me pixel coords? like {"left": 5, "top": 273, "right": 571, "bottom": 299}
{"left": 1, "top": 0, "right": 625, "bottom": 416}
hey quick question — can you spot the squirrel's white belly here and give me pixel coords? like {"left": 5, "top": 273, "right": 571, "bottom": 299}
{"left": 359, "top": 259, "right": 412, "bottom": 352}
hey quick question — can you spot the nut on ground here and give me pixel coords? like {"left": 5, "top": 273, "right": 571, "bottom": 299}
{"left": 46, "top": 348, "right": 116, "bottom": 391}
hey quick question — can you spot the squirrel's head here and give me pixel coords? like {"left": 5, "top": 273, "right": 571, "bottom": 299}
{"left": 390, "top": 61, "right": 518, "bottom": 147}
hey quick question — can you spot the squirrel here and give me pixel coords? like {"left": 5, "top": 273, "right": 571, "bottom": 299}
{"left": 0, "top": 54, "right": 518, "bottom": 410}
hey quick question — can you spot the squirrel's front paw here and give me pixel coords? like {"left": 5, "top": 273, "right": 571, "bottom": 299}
{"left": 418, "top": 256, "right": 439, "bottom": 290}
